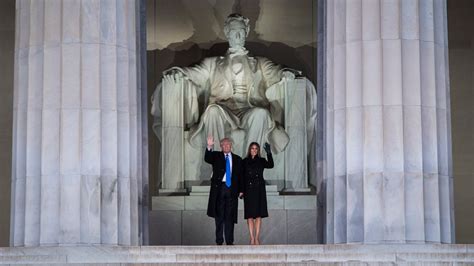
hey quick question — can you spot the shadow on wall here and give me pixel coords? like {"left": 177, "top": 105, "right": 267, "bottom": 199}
{"left": 150, "top": 41, "right": 317, "bottom": 85}
{"left": 148, "top": 0, "right": 317, "bottom": 85}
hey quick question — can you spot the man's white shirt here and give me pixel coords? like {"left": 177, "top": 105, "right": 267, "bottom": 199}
{"left": 207, "top": 148, "right": 233, "bottom": 183}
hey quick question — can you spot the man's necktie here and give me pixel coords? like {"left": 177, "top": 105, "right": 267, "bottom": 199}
{"left": 225, "top": 154, "right": 231, "bottom": 188}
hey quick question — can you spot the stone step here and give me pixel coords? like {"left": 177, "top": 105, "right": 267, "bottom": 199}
{"left": 190, "top": 185, "right": 279, "bottom": 196}
{"left": 1, "top": 244, "right": 473, "bottom": 264}
{"left": 152, "top": 194, "right": 317, "bottom": 211}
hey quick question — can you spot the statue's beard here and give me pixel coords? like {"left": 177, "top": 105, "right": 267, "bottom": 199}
{"left": 228, "top": 40, "right": 245, "bottom": 50}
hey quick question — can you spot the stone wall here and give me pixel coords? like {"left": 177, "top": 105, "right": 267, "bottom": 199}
{"left": 149, "top": 194, "right": 317, "bottom": 245}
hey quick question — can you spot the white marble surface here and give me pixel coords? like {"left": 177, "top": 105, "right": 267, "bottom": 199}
{"left": 152, "top": 194, "right": 315, "bottom": 211}
{"left": 11, "top": 0, "right": 145, "bottom": 246}
{"left": 321, "top": 0, "right": 454, "bottom": 244}
{"left": 0, "top": 244, "right": 473, "bottom": 264}
{"left": 155, "top": 78, "right": 315, "bottom": 192}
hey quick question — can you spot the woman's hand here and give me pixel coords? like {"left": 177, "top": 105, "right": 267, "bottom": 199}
{"left": 263, "top": 142, "right": 271, "bottom": 154}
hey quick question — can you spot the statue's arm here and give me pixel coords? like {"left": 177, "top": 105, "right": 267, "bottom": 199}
{"left": 163, "top": 58, "right": 213, "bottom": 89}
{"left": 258, "top": 57, "right": 301, "bottom": 88}
{"left": 159, "top": 59, "right": 215, "bottom": 127}
{"left": 258, "top": 57, "right": 283, "bottom": 88}
{"left": 150, "top": 64, "right": 205, "bottom": 139}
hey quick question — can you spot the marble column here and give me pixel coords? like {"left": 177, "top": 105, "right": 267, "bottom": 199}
{"left": 320, "top": 0, "right": 454, "bottom": 243}
{"left": 11, "top": 0, "right": 145, "bottom": 246}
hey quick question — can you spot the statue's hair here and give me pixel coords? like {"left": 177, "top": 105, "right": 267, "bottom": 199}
{"left": 223, "top": 13, "right": 250, "bottom": 38}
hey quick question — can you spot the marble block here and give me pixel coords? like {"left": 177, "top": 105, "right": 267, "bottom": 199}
{"left": 266, "top": 185, "right": 279, "bottom": 196}
{"left": 267, "top": 196, "right": 284, "bottom": 209}
{"left": 287, "top": 210, "right": 318, "bottom": 244}
{"left": 284, "top": 195, "right": 317, "bottom": 210}
{"left": 258, "top": 210, "right": 288, "bottom": 244}
{"left": 184, "top": 196, "right": 208, "bottom": 210}
{"left": 149, "top": 211, "right": 181, "bottom": 245}
{"left": 152, "top": 196, "right": 184, "bottom": 210}
{"left": 150, "top": 194, "right": 317, "bottom": 245}
{"left": 182, "top": 211, "right": 217, "bottom": 245}
{"left": 190, "top": 185, "right": 279, "bottom": 196}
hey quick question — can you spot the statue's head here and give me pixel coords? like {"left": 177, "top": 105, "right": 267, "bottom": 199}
{"left": 223, "top": 13, "right": 250, "bottom": 49}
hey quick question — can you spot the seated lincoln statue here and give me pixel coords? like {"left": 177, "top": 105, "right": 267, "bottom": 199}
{"left": 151, "top": 13, "right": 317, "bottom": 192}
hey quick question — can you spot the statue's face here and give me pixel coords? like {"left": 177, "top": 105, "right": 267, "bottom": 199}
{"left": 221, "top": 140, "right": 232, "bottom": 154}
{"left": 226, "top": 20, "right": 247, "bottom": 49}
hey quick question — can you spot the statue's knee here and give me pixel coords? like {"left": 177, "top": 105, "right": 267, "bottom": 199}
{"left": 203, "top": 105, "right": 221, "bottom": 118}
{"left": 205, "top": 105, "right": 220, "bottom": 115}
{"left": 202, "top": 105, "right": 225, "bottom": 123}
{"left": 250, "top": 107, "right": 271, "bottom": 119}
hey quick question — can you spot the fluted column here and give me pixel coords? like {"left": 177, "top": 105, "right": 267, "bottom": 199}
{"left": 320, "top": 0, "right": 454, "bottom": 243}
{"left": 11, "top": 0, "right": 145, "bottom": 246}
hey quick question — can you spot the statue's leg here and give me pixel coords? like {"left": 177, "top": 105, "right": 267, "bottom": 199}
{"left": 201, "top": 104, "right": 232, "bottom": 151}
{"left": 241, "top": 107, "right": 272, "bottom": 150}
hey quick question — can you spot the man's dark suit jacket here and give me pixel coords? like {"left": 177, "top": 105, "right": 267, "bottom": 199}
{"left": 204, "top": 149, "right": 244, "bottom": 223}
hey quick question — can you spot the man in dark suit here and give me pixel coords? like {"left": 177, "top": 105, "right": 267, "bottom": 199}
{"left": 205, "top": 136, "right": 244, "bottom": 245}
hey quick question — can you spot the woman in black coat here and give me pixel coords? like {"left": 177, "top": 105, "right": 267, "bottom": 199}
{"left": 242, "top": 142, "right": 274, "bottom": 245}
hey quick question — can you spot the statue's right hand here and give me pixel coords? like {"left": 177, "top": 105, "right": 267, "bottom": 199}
{"left": 163, "top": 67, "right": 186, "bottom": 82}
{"left": 207, "top": 135, "right": 214, "bottom": 149}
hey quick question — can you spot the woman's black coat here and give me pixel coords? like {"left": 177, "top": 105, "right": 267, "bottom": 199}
{"left": 242, "top": 153, "right": 274, "bottom": 219}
